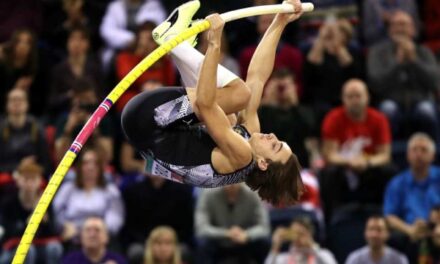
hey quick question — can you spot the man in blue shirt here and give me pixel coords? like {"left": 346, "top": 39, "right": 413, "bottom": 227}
{"left": 384, "top": 132, "right": 440, "bottom": 241}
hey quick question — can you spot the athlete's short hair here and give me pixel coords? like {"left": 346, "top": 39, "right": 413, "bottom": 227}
{"left": 245, "top": 154, "right": 304, "bottom": 205}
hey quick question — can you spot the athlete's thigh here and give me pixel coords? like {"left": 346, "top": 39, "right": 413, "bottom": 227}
{"left": 186, "top": 79, "right": 250, "bottom": 116}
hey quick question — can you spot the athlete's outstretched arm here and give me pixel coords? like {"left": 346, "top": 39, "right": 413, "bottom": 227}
{"left": 195, "top": 14, "right": 252, "bottom": 168}
{"left": 239, "top": 0, "right": 304, "bottom": 133}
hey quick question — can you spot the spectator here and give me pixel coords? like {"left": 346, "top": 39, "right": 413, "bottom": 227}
{"left": 431, "top": 206, "right": 440, "bottom": 225}
{"left": 0, "top": 160, "right": 62, "bottom": 264}
{"left": 368, "top": 10, "right": 439, "bottom": 140}
{"left": 384, "top": 133, "right": 440, "bottom": 242}
{"left": 320, "top": 79, "right": 393, "bottom": 222}
{"left": 53, "top": 147, "right": 124, "bottom": 244}
{"left": 303, "top": 18, "right": 363, "bottom": 120}
{"left": 121, "top": 175, "right": 193, "bottom": 264}
{"left": 0, "top": 28, "right": 47, "bottom": 116}
{"left": 239, "top": 14, "right": 303, "bottom": 93}
{"left": 144, "top": 226, "right": 183, "bottom": 264}
{"left": 224, "top": 0, "right": 278, "bottom": 57}
{"left": 62, "top": 216, "right": 127, "bottom": 264}
{"left": 44, "top": 0, "right": 99, "bottom": 53}
{"left": 100, "top": 0, "right": 166, "bottom": 70}
{"left": 295, "top": 1, "right": 358, "bottom": 49}
{"left": 417, "top": 207, "right": 440, "bottom": 263}
{"left": 54, "top": 79, "right": 114, "bottom": 163}
{"left": 423, "top": 0, "right": 440, "bottom": 55}
{"left": 115, "top": 21, "right": 175, "bottom": 112}
{"left": 120, "top": 140, "right": 145, "bottom": 176}
{"left": 195, "top": 184, "right": 270, "bottom": 264}
{"left": 346, "top": 215, "right": 409, "bottom": 264}
{"left": 265, "top": 218, "right": 336, "bottom": 264}
{"left": 0, "top": 88, "right": 51, "bottom": 177}
{"left": 0, "top": 0, "right": 42, "bottom": 42}
{"left": 258, "top": 69, "right": 317, "bottom": 168}
{"left": 49, "top": 26, "right": 103, "bottom": 117}
{"left": 432, "top": 224, "right": 440, "bottom": 262}
{"left": 0, "top": 29, "right": 37, "bottom": 89}
{"left": 266, "top": 169, "right": 324, "bottom": 231}
{"left": 362, "top": 0, "right": 419, "bottom": 46}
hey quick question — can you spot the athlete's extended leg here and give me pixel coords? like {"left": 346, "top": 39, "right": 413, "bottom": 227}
{"left": 152, "top": 1, "right": 250, "bottom": 113}
{"left": 167, "top": 42, "right": 239, "bottom": 88}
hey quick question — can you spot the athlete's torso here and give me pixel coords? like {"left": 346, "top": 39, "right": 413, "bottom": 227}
{"left": 143, "top": 124, "right": 256, "bottom": 188}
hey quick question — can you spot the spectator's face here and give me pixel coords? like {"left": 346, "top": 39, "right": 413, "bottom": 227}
{"left": 321, "top": 23, "right": 344, "bottom": 52}
{"left": 389, "top": 11, "right": 415, "bottom": 40}
{"left": 433, "top": 225, "right": 440, "bottom": 248}
{"left": 151, "top": 231, "right": 176, "bottom": 263}
{"left": 14, "top": 32, "right": 32, "bottom": 59}
{"left": 81, "top": 218, "right": 108, "bottom": 251}
{"left": 16, "top": 173, "right": 41, "bottom": 194}
{"left": 7, "top": 89, "right": 28, "bottom": 115}
{"left": 258, "top": 14, "right": 275, "bottom": 35}
{"left": 290, "top": 222, "right": 313, "bottom": 248}
{"left": 137, "top": 29, "right": 157, "bottom": 55}
{"left": 407, "top": 138, "right": 435, "bottom": 170}
{"left": 277, "top": 75, "right": 298, "bottom": 105}
{"left": 342, "top": 80, "right": 369, "bottom": 118}
{"left": 80, "top": 151, "right": 101, "bottom": 188}
{"left": 365, "top": 218, "right": 388, "bottom": 250}
{"left": 67, "top": 31, "right": 89, "bottom": 57}
{"left": 430, "top": 208, "right": 440, "bottom": 225}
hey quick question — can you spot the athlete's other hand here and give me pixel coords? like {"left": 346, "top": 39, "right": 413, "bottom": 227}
{"left": 206, "top": 13, "right": 225, "bottom": 46}
{"left": 276, "top": 0, "right": 304, "bottom": 24}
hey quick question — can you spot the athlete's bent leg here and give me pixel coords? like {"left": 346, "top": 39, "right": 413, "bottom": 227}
{"left": 186, "top": 78, "right": 250, "bottom": 121}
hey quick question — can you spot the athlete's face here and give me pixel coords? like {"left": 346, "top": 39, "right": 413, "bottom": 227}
{"left": 249, "top": 133, "right": 292, "bottom": 166}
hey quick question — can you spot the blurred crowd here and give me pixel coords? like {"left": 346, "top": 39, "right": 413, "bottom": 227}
{"left": 0, "top": 0, "right": 440, "bottom": 263}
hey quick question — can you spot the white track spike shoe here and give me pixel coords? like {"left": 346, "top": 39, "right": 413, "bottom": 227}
{"left": 152, "top": 0, "right": 201, "bottom": 45}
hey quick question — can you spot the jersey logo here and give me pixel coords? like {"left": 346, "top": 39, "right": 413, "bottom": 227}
{"left": 182, "top": 119, "right": 193, "bottom": 126}
{"left": 154, "top": 95, "right": 193, "bottom": 127}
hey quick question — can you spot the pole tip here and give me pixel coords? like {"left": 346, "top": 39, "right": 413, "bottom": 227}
{"left": 302, "top": 3, "right": 314, "bottom": 12}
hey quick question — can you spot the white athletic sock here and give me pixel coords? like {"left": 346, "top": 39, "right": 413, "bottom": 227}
{"left": 169, "top": 41, "right": 239, "bottom": 88}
